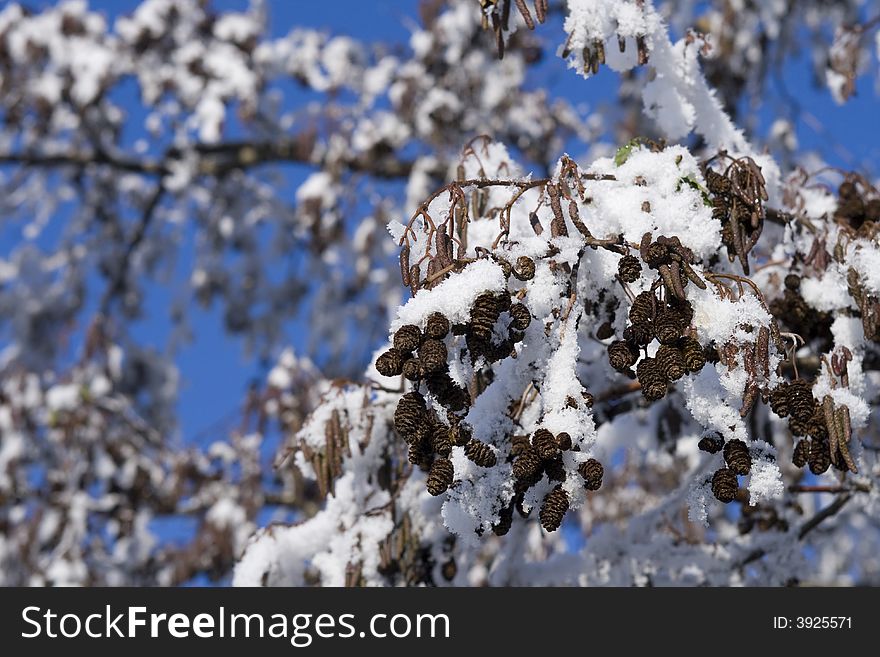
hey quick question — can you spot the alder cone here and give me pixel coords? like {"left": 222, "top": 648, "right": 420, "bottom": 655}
{"left": 654, "top": 309, "right": 684, "bottom": 345}
{"left": 578, "top": 458, "right": 604, "bottom": 490}
{"left": 617, "top": 254, "right": 642, "bottom": 282}
{"left": 425, "top": 371, "right": 470, "bottom": 411}
{"left": 492, "top": 503, "right": 514, "bottom": 536}
{"left": 711, "top": 468, "right": 738, "bottom": 503}
{"left": 679, "top": 336, "right": 706, "bottom": 372}
{"left": 509, "top": 434, "right": 531, "bottom": 457}
{"left": 556, "top": 432, "right": 572, "bottom": 451}
{"left": 768, "top": 383, "right": 791, "bottom": 418}
{"left": 513, "top": 256, "right": 536, "bottom": 281}
{"left": 394, "top": 324, "right": 422, "bottom": 352}
{"left": 544, "top": 455, "right": 566, "bottom": 482}
{"left": 792, "top": 439, "right": 810, "bottom": 468}
{"left": 723, "top": 439, "right": 752, "bottom": 475}
{"left": 787, "top": 380, "right": 816, "bottom": 422}
{"left": 375, "top": 347, "right": 408, "bottom": 377}
{"left": 656, "top": 344, "right": 686, "bottom": 381}
{"left": 808, "top": 439, "right": 831, "bottom": 475}
{"left": 509, "top": 303, "right": 532, "bottom": 331}
{"left": 512, "top": 447, "right": 542, "bottom": 481}
{"left": 464, "top": 439, "right": 496, "bottom": 467}
{"left": 425, "top": 312, "right": 450, "bottom": 339}
{"left": 394, "top": 392, "right": 426, "bottom": 440}
{"left": 539, "top": 485, "right": 569, "bottom": 532}
{"left": 470, "top": 292, "right": 502, "bottom": 342}
{"left": 698, "top": 433, "right": 724, "bottom": 454}
{"left": 608, "top": 339, "right": 638, "bottom": 371}
{"left": 426, "top": 458, "right": 454, "bottom": 496}
{"left": 637, "top": 357, "right": 668, "bottom": 401}
{"left": 429, "top": 423, "right": 452, "bottom": 457}
{"left": 629, "top": 291, "right": 656, "bottom": 325}
{"left": 533, "top": 428, "right": 559, "bottom": 460}
{"left": 418, "top": 338, "right": 448, "bottom": 373}
{"left": 402, "top": 358, "right": 422, "bottom": 381}
{"left": 408, "top": 439, "right": 432, "bottom": 469}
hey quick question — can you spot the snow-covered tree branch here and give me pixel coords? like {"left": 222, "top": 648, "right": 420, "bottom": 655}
{"left": 1, "top": 0, "right": 879, "bottom": 586}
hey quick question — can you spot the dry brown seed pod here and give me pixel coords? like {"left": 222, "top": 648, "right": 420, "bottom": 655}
{"left": 808, "top": 439, "right": 831, "bottom": 475}
{"left": 533, "top": 428, "right": 559, "bottom": 460}
{"left": 430, "top": 423, "right": 452, "bottom": 457}
{"left": 492, "top": 502, "right": 515, "bottom": 536}
{"left": 394, "top": 324, "right": 422, "bottom": 352}
{"left": 654, "top": 309, "right": 684, "bottom": 345}
{"left": 787, "top": 380, "right": 816, "bottom": 422}
{"left": 512, "top": 447, "right": 542, "bottom": 481}
{"left": 407, "top": 438, "right": 432, "bottom": 469}
{"left": 624, "top": 322, "right": 654, "bottom": 346}
{"left": 464, "top": 439, "right": 496, "bottom": 467}
{"left": 452, "top": 423, "right": 472, "bottom": 447}
{"left": 723, "top": 439, "right": 752, "bottom": 475}
{"left": 556, "top": 432, "right": 572, "bottom": 451}
{"left": 679, "top": 336, "right": 706, "bottom": 373}
{"left": 426, "top": 457, "right": 454, "bottom": 496}
{"left": 544, "top": 455, "right": 566, "bottom": 482}
{"left": 513, "top": 256, "right": 536, "bottom": 281}
{"left": 655, "top": 344, "right": 686, "bottom": 381}
{"left": 637, "top": 357, "right": 668, "bottom": 401}
{"left": 698, "top": 433, "right": 724, "bottom": 454}
{"left": 768, "top": 383, "right": 791, "bottom": 418}
{"left": 617, "top": 254, "right": 642, "bottom": 283}
{"left": 608, "top": 339, "right": 638, "bottom": 372}
{"left": 539, "top": 485, "right": 569, "bottom": 532}
{"left": 509, "top": 303, "right": 532, "bottom": 331}
{"left": 402, "top": 358, "right": 422, "bottom": 381}
{"left": 596, "top": 321, "right": 615, "bottom": 340}
{"left": 711, "top": 468, "right": 738, "bottom": 503}
{"left": 425, "top": 312, "right": 450, "bottom": 339}
{"left": 394, "top": 392, "right": 426, "bottom": 440}
{"left": 792, "top": 439, "right": 810, "bottom": 468}
{"left": 376, "top": 348, "right": 408, "bottom": 377}
{"left": 629, "top": 291, "right": 656, "bottom": 325}
{"left": 418, "top": 338, "right": 448, "bottom": 373}
{"left": 470, "top": 292, "right": 502, "bottom": 342}
{"left": 509, "top": 434, "right": 530, "bottom": 457}
{"left": 578, "top": 458, "right": 604, "bottom": 490}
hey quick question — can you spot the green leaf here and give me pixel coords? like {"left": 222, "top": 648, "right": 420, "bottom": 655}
{"left": 613, "top": 138, "right": 642, "bottom": 167}
{"left": 678, "top": 174, "right": 713, "bottom": 207}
